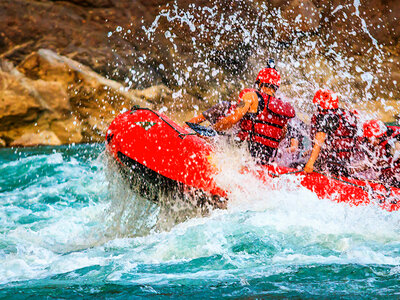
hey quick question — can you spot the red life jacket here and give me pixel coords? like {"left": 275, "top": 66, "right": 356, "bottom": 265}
{"left": 379, "top": 126, "right": 400, "bottom": 166}
{"left": 310, "top": 108, "right": 358, "bottom": 161}
{"left": 360, "top": 126, "right": 400, "bottom": 187}
{"left": 236, "top": 88, "right": 296, "bottom": 149}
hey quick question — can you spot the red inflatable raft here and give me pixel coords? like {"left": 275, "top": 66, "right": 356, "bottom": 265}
{"left": 106, "top": 106, "right": 400, "bottom": 212}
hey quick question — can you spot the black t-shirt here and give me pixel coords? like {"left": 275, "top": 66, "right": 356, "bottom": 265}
{"left": 286, "top": 118, "right": 309, "bottom": 149}
{"left": 387, "top": 128, "right": 400, "bottom": 142}
{"left": 314, "top": 112, "right": 340, "bottom": 135}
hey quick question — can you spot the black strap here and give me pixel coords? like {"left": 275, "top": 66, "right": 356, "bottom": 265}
{"left": 248, "top": 91, "right": 264, "bottom": 144}
{"left": 252, "top": 132, "right": 281, "bottom": 143}
{"left": 254, "top": 120, "right": 284, "bottom": 129}
{"left": 240, "top": 129, "right": 281, "bottom": 143}
{"left": 254, "top": 91, "right": 265, "bottom": 114}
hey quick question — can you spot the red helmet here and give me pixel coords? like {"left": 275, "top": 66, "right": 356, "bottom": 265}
{"left": 363, "top": 120, "right": 387, "bottom": 138}
{"left": 313, "top": 89, "right": 339, "bottom": 110}
{"left": 256, "top": 68, "right": 281, "bottom": 87}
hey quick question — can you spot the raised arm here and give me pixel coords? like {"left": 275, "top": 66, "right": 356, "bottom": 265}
{"left": 213, "top": 92, "right": 257, "bottom": 131}
{"left": 187, "top": 114, "right": 206, "bottom": 125}
{"left": 304, "top": 131, "right": 326, "bottom": 174}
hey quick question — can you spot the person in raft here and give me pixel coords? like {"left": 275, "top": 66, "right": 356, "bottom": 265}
{"left": 187, "top": 95, "right": 305, "bottom": 167}
{"left": 274, "top": 117, "right": 310, "bottom": 168}
{"left": 304, "top": 89, "right": 358, "bottom": 177}
{"left": 358, "top": 120, "right": 400, "bottom": 187}
{"left": 207, "top": 67, "right": 296, "bottom": 165}
{"left": 187, "top": 59, "right": 285, "bottom": 129}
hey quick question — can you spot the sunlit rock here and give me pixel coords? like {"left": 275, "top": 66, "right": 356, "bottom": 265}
{"left": 0, "top": 68, "right": 43, "bottom": 129}
{"left": 50, "top": 118, "right": 83, "bottom": 144}
{"left": 11, "top": 130, "right": 62, "bottom": 147}
{"left": 0, "top": 49, "right": 151, "bottom": 146}
{"left": 133, "top": 84, "right": 173, "bottom": 105}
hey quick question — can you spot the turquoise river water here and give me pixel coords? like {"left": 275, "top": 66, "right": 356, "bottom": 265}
{"left": 1, "top": 143, "right": 400, "bottom": 298}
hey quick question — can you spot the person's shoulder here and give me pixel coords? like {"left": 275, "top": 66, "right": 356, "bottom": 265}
{"left": 240, "top": 90, "right": 259, "bottom": 102}
{"left": 239, "top": 88, "right": 256, "bottom": 97}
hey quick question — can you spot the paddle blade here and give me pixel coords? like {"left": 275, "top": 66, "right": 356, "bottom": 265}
{"left": 185, "top": 122, "right": 217, "bottom": 137}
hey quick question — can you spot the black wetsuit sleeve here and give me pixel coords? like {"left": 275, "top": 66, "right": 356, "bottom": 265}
{"left": 384, "top": 128, "right": 400, "bottom": 155}
{"left": 287, "top": 124, "right": 301, "bottom": 140}
{"left": 392, "top": 129, "right": 400, "bottom": 142}
{"left": 202, "top": 101, "right": 232, "bottom": 125}
{"left": 315, "top": 113, "right": 340, "bottom": 135}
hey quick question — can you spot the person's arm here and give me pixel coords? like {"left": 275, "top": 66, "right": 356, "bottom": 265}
{"left": 395, "top": 141, "right": 400, "bottom": 151}
{"left": 289, "top": 138, "right": 299, "bottom": 153}
{"left": 304, "top": 131, "right": 326, "bottom": 174}
{"left": 281, "top": 124, "right": 288, "bottom": 140}
{"left": 186, "top": 114, "right": 206, "bottom": 125}
{"left": 213, "top": 92, "right": 256, "bottom": 131}
{"left": 393, "top": 141, "right": 400, "bottom": 162}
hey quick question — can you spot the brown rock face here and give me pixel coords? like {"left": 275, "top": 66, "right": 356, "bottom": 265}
{"left": 0, "top": 0, "right": 167, "bottom": 87}
{"left": 133, "top": 85, "right": 173, "bottom": 106}
{"left": 50, "top": 118, "right": 83, "bottom": 144}
{"left": 274, "top": 0, "right": 321, "bottom": 41}
{"left": 0, "top": 0, "right": 399, "bottom": 146}
{"left": 1, "top": 0, "right": 398, "bottom": 86}
{"left": 0, "top": 66, "right": 43, "bottom": 130}
{"left": 0, "top": 49, "right": 151, "bottom": 147}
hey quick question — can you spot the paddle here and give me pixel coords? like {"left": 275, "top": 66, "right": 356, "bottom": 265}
{"left": 185, "top": 122, "right": 218, "bottom": 137}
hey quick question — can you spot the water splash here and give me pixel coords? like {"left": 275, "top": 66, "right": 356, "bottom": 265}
{"left": 110, "top": 1, "right": 398, "bottom": 123}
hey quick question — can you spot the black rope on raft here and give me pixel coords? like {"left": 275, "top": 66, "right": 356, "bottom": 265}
{"left": 313, "top": 171, "right": 367, "bottom": 190}
{"left": 268, "top": 170, "right": 303, "bottom": 178}
{"left": 131, "top": 106, "right": 196, "bottom": 139}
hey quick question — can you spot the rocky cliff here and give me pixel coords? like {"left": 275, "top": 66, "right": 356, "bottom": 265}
{"left": 0, "top": 0, "right": 399, "bottom": 146}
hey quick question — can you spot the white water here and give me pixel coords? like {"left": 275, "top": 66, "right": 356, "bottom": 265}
{"left": 2, "top": 145, "right": 400, "bottom": 287}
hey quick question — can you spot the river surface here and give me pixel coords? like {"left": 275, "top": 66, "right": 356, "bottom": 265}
{"left": 1, "top": 143, "right": 400, "bottom": 298}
